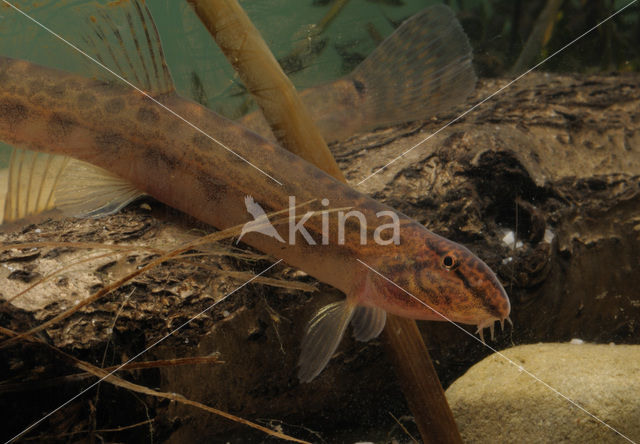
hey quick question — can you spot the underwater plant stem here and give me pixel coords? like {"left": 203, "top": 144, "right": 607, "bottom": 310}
{"left": 385, "top": 316, "right": 463, "bottom": 444}
{"left": 186, "top": 1, "right": 462, "bottom": 441}
{"left": 185, "top": 0, "right": 344, "bottom": 179}
{"left": 316, "top": 0, "right": 350, "bottom": 32}
{"left": 510, "top": 0, "right": 564, "bottom": 76}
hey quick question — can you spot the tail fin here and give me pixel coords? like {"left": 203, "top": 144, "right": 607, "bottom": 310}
{"left": 348, "top": 4, "right": 476, "bottom": 130}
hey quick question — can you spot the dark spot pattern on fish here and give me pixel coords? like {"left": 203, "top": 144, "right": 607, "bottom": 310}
{"left": 352, "top": 78, "right": 366, "bottom": 95}
{"left": 196, "top": 172, "right": 227, "bottom": 205}
{"left": 27, "top": 79, "right": 44, "bottom": 95}
{"left": 136, "top": 106, "right": 159, "bottom": 124}
{"left": 454, "top": 268, "right": 473, "bottom": 293}
{"left": 95, "top": 79, "right": 124, "bottom": 94}
{"left": 95, "top": 132, "right": 128, "bottom": 155}
{"left": 376, "top": 262, "right": 416, "bottom": 306}
{"left": 47, "top": 112, "right": 76, "bottom": 139}
{"left": 191, "top": 132, "right": 211, "bottom": 151}
{"left": 144, "top": 145, "right": 177, "bottom": 171}
{"left": 104, "top": 97, "right": 125, "bottom": 114}
{"left": 44, "top": 83, "right": 66, "bottom": 98}
{"left": 77, "top": 92, "right": 97, "bottom": 109}
{"left": 434, "top": 286, "right": 452, "bottom": 307}
{"left": 0, "top": 98, "right": 28, "bottom": 127}
{"left": 342, "top": 217, "right": 366, "bottom": 234}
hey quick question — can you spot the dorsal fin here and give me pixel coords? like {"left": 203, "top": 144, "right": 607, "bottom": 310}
{"left": 1, "top": 149, "right": 144, "bottom": 226}
{"left": 78, "top": 0, "right": 175, "bottom": 96}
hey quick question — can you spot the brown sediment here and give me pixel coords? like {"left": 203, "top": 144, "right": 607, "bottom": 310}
{"left": 0, "top": 324, "right": 310, "bottom": 444}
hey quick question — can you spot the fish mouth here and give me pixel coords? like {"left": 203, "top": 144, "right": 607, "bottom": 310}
{"left": 475, "top": 315, "right": 512, "bottom": 343}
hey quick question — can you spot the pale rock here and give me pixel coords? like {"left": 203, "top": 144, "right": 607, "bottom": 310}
{"left": 446, "top": 343, "right": 640, "bottom": 443}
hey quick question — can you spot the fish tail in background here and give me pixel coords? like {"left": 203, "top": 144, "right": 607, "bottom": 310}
{"left": 298, "top": 300, "right": 387, "bottom": 382}
{"left": 239, "top": 5, "right": 476, "bottom": 143}
{"left": 348, "top": 4, "right": 476, "bottom": 132}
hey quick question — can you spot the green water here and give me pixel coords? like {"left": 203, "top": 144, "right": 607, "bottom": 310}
{"left": 151, "top": 0, "right": 441, "bottom": 117}
{"left": 0, "top": 0, "right": 442, "bottom": 167}
{"left": 0, "top": 0, "right": 637, "bottom": 166}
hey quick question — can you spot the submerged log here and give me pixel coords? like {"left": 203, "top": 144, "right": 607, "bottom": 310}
{"left": 1, "top": 71, "right": 639, "bottom": 442}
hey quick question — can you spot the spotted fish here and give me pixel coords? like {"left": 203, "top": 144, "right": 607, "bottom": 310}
{"left": 0, "top": 1, "right": 508, "bottom": 381}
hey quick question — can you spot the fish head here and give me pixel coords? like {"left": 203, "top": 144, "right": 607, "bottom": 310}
{"left": 368, "top": 228, "right": 510, "bottom": 336}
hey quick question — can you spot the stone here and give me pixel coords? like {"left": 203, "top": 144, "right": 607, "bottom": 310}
{"left": 446, "top": 343, "right": 640, "bottom": 443}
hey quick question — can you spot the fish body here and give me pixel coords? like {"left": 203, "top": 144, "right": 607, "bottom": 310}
{"left": 0, "top": 2, "right": 509, "bottom": 381}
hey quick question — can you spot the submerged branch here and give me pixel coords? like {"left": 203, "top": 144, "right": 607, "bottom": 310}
{"left": 186, "top": 0, "right": 344, "bottom": 179}
{"left": 510, "top": 0, "right": 564, "bottom": 76}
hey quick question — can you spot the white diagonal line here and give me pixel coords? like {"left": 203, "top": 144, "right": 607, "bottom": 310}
{"left": 1, "top": 0, "right": 283, "bottom": 186}
{"left": 356, "top": 0, "right": 638, "bottom": 186}
{"left": 356, "top": 258, "right": 637, "bottom": 444}
{"left": 5, "top": 259, "right": 283, "bottom": 444}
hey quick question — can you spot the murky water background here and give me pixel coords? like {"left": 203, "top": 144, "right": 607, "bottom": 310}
{"left": 1, "top": 0, "right": 636, "bottom": 169}
{"left": 0, "top": 1, "right": 639, "bottom": 442}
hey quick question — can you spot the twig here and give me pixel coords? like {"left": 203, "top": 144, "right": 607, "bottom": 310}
{"left": 0, "top": 326, "right": 309, "bottom": 443}
{"left": 186, "top": 0, "right": 344, "bottom": 179}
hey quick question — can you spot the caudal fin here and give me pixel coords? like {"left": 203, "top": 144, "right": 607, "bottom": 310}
{"left": 348, "top": 4, "right": 476, "bottom": 131}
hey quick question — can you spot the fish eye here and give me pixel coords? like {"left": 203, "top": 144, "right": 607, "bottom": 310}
{"left": 442, "top": 254, "right": 458, "bottom": 270}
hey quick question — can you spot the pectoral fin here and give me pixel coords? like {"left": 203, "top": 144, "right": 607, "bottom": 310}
{"left": 298, "top": 300, "right": 356, "bottom": 383}
{"left": 351, "top": 305, "right": 387, "bottom": 342}
{"left": 1, "top": 148, "right": 144, "bottom": 226}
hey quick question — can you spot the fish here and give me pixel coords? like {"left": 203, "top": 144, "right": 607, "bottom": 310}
{"left": 238, "top": 4, "right": 476, "bottom": 143}
{"left": 0, "top": 0, "right": 509, "bottom": 382}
